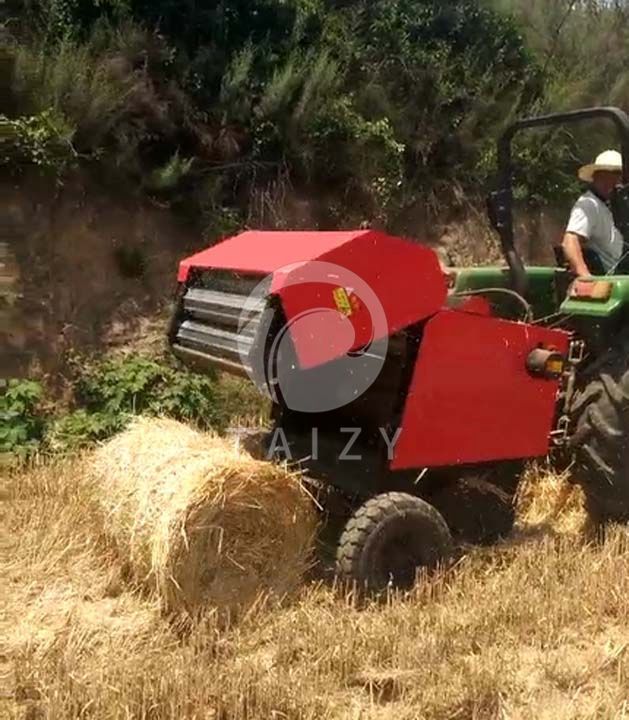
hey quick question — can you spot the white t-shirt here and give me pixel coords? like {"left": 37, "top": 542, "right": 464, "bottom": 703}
{"left": 566, "top": 190, "right": 623, "bottom": 272}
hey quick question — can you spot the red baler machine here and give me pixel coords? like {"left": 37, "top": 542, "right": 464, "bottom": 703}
{"left": 169, "top": 229, "right": 570, "bottom": 588}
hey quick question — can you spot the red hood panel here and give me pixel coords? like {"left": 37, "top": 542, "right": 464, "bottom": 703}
{"left": 177, "top": 229, "right": 447, "bottom": 369}
{"left": 177, "top": 230, "right": 370, "bottom": 281}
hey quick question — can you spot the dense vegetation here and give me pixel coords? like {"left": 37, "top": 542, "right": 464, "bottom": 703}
{"left": 1, "top": 355, "right": 268, "bottom": 460}
{"left": 0, "top": 359, "right": 210, "bottom": 458}
{"left": 4, "top": 0, "right": 628, "bottom": 235}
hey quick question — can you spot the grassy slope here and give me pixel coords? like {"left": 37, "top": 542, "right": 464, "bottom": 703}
{"left": 4, "top": 463, "right": 629, "bottom": 720}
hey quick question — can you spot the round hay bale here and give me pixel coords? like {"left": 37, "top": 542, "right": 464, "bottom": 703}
{"left": 88, "top": 417, "right": 317, "bottom": 616}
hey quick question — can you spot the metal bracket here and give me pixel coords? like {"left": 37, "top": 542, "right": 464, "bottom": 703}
{"left": 551, "top": 338, "right": 586, "bottom": 447}
{"left": 568, "top": 339, "right": 586, "bottom": 365}
{"left": 550, "top": 415, "right": 571, "bottom": 446}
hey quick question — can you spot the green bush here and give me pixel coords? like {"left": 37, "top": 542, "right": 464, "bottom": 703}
{"left": 0, "top": 110, "right": 76, "bottom": 173}
{"left": 46, "top": 356, "right": 220, "bottom": 451}
{"left": 2, "top": 357, "right": 266, "bottom": 458}
{"left": 13, "top": 34, "right": 144, "bottom": 158}
{"left": 75, "top": 356, "right": 218, "bottom": 421}
{"left": 8, "top": 0, "right": 628, "bottom": 235}
{"left": 46, "top": 409, "right": 126, "bottom": 451}
{"left": 0, "top": 379, "right": 46, "bottom": 458}
{"left": 6, "top": 0, "right": 537, "bottom": 229}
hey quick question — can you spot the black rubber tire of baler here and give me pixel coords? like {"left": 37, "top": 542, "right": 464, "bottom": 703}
{"left": 427, "top": 461, "right": 523, "bottom": 546}
{"left": 335, "top": 492, "right": 452, "bottom": 591}
{"left": 429, "top": 478, "right": 515, "bottom": 546}
{"left": 571, "top": 342, "right": 629, "bottom": 523}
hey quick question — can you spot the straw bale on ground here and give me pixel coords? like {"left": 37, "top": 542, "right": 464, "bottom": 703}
{"left": 87, "top": 417, "right": 317, "bottom": 616}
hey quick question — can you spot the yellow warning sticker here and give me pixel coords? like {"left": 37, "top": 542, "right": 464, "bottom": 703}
{"left": 333, "top": 287, "right": 353, "bottom": 316}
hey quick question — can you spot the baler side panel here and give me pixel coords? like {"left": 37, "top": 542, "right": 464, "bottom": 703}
{"left": 274, "top": 232, "right": 447, "bottom": 369}
{"left": 391, "top": 311, "right": 570, "bottom": 469}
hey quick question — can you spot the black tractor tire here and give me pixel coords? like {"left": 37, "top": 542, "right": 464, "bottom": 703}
{"left": 571, "top": 344, "right": 629, "bottom": 523}
{"left": 335, "top": 492, "right": 452, "bottom": 591}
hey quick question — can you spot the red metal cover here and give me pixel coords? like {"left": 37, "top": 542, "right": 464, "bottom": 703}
{"left": 178, "top": 229, "right": 447, "bottom": 370}
{"left": 391, "top": 310, "right": 570, "bottom": 469}
{"left": 177, "top": 230, "right": 376, "bottom": 282}
{"left": 272, "top": 232, "right": 447, "bottom": 368}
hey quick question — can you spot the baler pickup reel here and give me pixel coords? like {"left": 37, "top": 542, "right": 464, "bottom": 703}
{"left": 169, "top": 272, "right": 267, "bottom": 377}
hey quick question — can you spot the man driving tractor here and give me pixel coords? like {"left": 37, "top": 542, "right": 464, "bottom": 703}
{"left": 562, "top": 149, "right": 624, "bottom": 276}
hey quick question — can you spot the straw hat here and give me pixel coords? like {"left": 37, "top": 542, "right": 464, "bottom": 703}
{"left": 578, "top": 149, "right": 623, "bottom": 183}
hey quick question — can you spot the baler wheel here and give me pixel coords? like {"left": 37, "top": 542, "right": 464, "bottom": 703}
{"left": 335, "top": 492, "right": 452, "bottom": 591}
{"left": 428, "top": 464, "right": 522, "bottom": 546}
{"left": 571, "top": 344, "right": 629, "bottom": 523}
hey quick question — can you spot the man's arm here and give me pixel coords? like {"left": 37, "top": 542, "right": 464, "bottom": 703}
{"left": 562, "top": 232, "right": 591, "bottom": 277}
{"left": 564, "top": 200, "right": 595, "bottom": 276}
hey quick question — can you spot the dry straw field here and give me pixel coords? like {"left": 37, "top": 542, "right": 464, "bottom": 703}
{"left": 4, "top": 419, "right": 629, "bottom": 720}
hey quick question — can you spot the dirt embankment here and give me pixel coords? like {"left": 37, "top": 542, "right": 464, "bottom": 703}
{"left": 1, "top": 170, "right": 201, "bottom": 378}
{"left": 1, "top": 168, "right": 568, "bottom": 381}
{"left": 0, "top": 168, "right": 357, "bottom": 380}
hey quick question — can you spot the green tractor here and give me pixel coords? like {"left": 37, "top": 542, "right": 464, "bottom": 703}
{"left": 457, "top": 105, "right": 629, "bottom": 522}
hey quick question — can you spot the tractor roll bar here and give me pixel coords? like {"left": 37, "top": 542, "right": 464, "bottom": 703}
{"left": 492, "top": 106, "right": 629, "bottom": 296}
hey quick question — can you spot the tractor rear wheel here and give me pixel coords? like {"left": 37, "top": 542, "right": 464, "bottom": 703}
{"left": 335, "top": 492, "right": 452, "bottom": 591}
{"left": 571, "top": 344, "right": 629, "bottom": 523}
